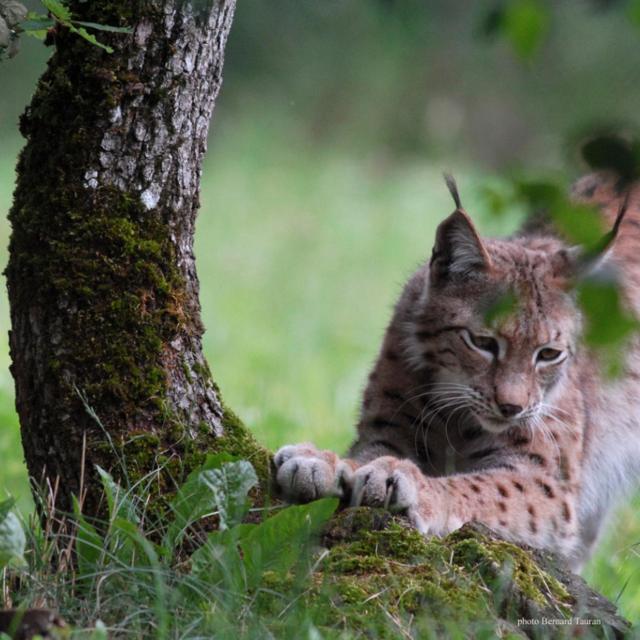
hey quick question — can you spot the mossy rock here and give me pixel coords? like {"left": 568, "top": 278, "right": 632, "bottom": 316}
{"left": 299, "top": 508, "right": 630, "bottom": 639}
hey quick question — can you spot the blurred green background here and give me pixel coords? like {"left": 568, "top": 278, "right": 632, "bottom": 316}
{"left": 2, "top": 0, "right": 640, "bottom": 621}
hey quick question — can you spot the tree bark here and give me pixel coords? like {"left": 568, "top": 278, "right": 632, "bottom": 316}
{"left": 5, "top": 0, "right": 268, "bottom": 514}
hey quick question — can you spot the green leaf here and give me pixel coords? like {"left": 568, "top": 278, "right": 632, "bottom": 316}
{"left": 0, "top": 498, "right": 14, "bottom": 521}
{"left": 513, "top": 177, "right": 607, "bottom": 251}
{"left": 0, "top": 499, "right": 25, "bottom": 568}
{"left": 514, "top": 178, "right": 563, "bottom": 210}
{"left": 199, "top": 460, "right": 258, "bottom": 531}
{"left": 23, "top": 30, "right": 47, "bottom": 40}
{"left": 25, "top": 10, "right": 48, "bottom": 19}
{"left": 21, "top": 13, "right": 52, "bottom": 39}
{"left": 189, "top": 523, "right": 254, "bottom": 591}
{"left": 484, "top": 290, "right": 518, "bottom": 326}
{"left": 20, "top": 18, "right": 55, "bottom": 31}
{"left": 578, "top": 279, "right": 638, "bottom": 347}
{"left": 72, "top": 20, "right": 132, "bottom": 33}
{"left": 628, "top": 0, "right": 640, "bottom": 28}
{"left": 578, "top": 278, "right": 640, "bottom": 376}
{"left": 503, "top": 0, "right": 550, "bottom": 60}
{"left": 41, "top": 0, "right": 71, "bottom": 24}
{"left": 39, "top": 1, "right": 122, "bottom": 52}
{"left": 68, "top": 24, "right": 113, "bottom": 53}
{"left": 72, "top": 496, "right": 104, "bottom": 580}
{"left": 110, "top": 518, "right": 169, "bottom": 638}
{"left": 478, "top": 183, "right": 511, "bottom": 218}
{"left": 96, "top": 465, "right": 140, "bottom": 524}
{"left": 190, "top": 499, "right": 338, "bottom": 594}
{"left": 89, "top": 620, "right": 108, "bottom": 640}
{"left": 165, "top": 453, "right": 243, "bottom": 549}
{"left": 240, "top": 498, "right": 338, "bottom": 588}
{"left": 549, "top": 201, "right": 606, "bottom": 250}
{"left": 102, "top": 515, "right": 163, "bottom": 573}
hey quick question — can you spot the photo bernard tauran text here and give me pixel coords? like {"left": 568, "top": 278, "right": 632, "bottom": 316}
{"left": 517, "top": 617, "right": 602, "bottom": 627}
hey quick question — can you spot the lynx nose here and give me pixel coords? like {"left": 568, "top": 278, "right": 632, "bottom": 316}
{"left": 498, "top": 403, "right": 523, "bottom": 418}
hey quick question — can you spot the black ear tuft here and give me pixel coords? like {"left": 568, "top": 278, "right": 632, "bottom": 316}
{"left": 552, "top": 190, "right": 631, "bottom": 283}
{"left": 443, "top": 173, "right": 462, "bottom": 210}
{"left": 610, "top": 188, "right": 631, "bottom": 241}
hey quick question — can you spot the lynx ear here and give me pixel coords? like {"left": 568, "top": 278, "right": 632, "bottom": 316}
{"left": 551, "top": 245, "right": 611, "bottom": 284}
{"left": 552, "top": 192, "right": 629, "bottom": 283}
{"left": 430, "top": 177, "right": 492, "bottom": 282}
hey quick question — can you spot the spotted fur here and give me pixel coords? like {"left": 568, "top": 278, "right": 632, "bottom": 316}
{"left": 275, "top": 172, "right": 640, "bottom": 571}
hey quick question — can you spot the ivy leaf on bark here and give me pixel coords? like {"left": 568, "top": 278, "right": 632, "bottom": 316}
{"left": 38, "top": 0, "right": 132, "bottom": 53}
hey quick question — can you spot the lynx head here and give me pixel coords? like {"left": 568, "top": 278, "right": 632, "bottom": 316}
{"left": 410, "top": 175, "right": 623, "bottom": 434}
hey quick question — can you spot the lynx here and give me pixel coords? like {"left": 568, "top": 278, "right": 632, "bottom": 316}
{"left": 274, "top": 172, "right": 640, "bottom": 571}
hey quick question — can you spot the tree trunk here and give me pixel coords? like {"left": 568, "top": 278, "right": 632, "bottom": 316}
{"left": 5, "top": 0, "right": 266, "bottom": 514}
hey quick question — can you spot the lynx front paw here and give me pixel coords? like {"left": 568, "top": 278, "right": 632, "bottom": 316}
{"left": 349, "top": 456, "right": 419, "bottom": 511}
{"left": 274, "top": 443, "right": 351, "bottom": 503}
{"left": 348, "top": 456, "right": 437, "bottom": 533}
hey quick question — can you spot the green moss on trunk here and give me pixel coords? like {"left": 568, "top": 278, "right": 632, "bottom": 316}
{"left": 8, "top": 23, "right": 183, "bottom": 421}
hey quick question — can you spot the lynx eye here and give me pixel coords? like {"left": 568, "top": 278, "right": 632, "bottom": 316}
{"left": 536, "top": 347, "right": 564, "bottom": 364}
{"left": 462, "top": 330, "right": 499, "bottom": 358}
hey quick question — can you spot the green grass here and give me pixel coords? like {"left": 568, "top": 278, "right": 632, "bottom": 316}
{"left": 1, "top": 454, "right": 612, "bottom": 639}
{"left": 0, "top": 116, "right": 639, "bottom": 622}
